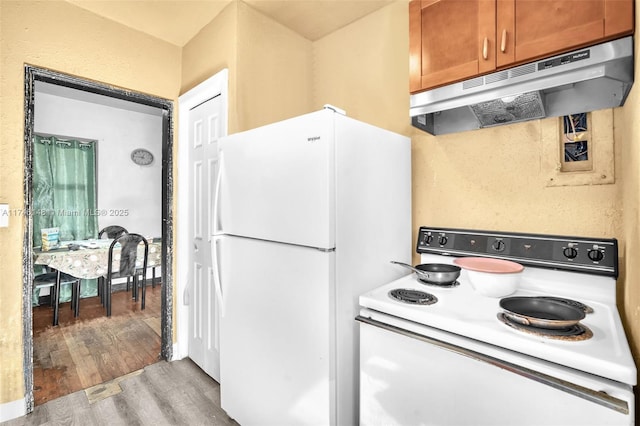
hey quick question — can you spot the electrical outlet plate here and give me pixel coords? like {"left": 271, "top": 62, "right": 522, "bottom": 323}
{"left": 541, "top": 109, "right": 614, "bottom": 187}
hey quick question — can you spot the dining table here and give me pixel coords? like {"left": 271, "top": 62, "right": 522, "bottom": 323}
{"left": 33, "top": 238, "right": 162, "bottom": 325}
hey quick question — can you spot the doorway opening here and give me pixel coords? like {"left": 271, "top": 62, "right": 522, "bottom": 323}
{"left": 22, "top": 65, "right": 174, "bottom": 412}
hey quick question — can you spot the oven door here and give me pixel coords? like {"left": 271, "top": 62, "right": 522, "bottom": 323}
{"left": 357, "top": 312, "right": 634, "bottom": 426}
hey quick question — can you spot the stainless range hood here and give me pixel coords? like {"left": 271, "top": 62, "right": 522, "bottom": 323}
{"left": 410, "top": 37, "right": 634, "bottom": 135}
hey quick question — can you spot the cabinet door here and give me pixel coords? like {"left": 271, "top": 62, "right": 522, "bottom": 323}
{"left": 495, "top": 0, "right": 515, "bottom": 67}
{"left": 503, "top": 0, "right": 633, "bottom": 66}
{"left": 410, "top": 0, "right": 496, "bottom": 93}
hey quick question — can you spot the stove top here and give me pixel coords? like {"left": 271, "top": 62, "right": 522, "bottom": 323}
{"left": 359, "top": 228, "right": 636, "bottom": 386}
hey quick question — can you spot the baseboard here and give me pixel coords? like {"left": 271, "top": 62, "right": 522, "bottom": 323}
{"left": 0, "top": 398, "right": 26, "bottom": 423}
{"left": 171, "top": 342, "right": 187, "bottom": 361}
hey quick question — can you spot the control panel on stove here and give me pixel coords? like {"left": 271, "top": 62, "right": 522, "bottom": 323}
{"left": 417, "top": 227, "right": 618, "bottom": 277}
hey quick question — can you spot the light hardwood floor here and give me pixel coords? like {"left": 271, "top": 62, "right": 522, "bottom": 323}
{"left": 5, "top": 359, "right": 238, "bottom": 426}
{"left": 10, "top": 284, "right": 239, "bottom": 425}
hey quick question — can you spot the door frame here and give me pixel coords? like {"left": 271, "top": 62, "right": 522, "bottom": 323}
{"left": 22, "top": 65, "right": 174, "bottom": 412}
{"left": 176, "top": 69, "right": 228, "bottom": 359}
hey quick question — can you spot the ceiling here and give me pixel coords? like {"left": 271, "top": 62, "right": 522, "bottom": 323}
{"left": 66, "top": 0, "right": 395, "bottom": 46}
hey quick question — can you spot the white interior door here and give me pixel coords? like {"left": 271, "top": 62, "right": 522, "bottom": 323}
{"left": 187, "top": 94, "right": 223, "bottom": 381}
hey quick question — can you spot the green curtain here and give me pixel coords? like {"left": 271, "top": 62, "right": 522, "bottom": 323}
{"left": 33, "top": 135, "right": 99, "bottom": 304}
{"left": 33, "top": 135, "right": 98, "bottom": 243}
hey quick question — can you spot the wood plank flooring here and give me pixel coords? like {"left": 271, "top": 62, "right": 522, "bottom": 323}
{"left": 5, "top": 359, "right": 238, "bottom": 426}
{"left": 32, "top": 285, "right": 163, "bottom": 406}
{"left": 18, "top": 285, "right": 238, "bottom": 425}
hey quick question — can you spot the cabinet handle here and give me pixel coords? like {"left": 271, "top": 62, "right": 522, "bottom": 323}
{"left": 483, "top": 37, "right": 488, "bottom": 60}
{"left": 501, "top": 29, "right": 507, "bottom": 53}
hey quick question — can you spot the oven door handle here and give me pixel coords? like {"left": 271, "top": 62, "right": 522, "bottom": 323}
{"left": 355, "top": 315, "right": 630, "bottom": 415}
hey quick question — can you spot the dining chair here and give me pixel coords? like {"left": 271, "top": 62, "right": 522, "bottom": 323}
{"left": 34, "top": 269, "right": 81, "bottom": 326}
{"left": 98, "top": 226, "right": 158, "bottom": 290}
{"left": 98, "top": 225, "right": 129, "bottom": 303}
{"left": 102, "top": 233, "right": 149, "bottom": 317}
{"left": 98, "top": 225, "right": 128, "bottom": 239}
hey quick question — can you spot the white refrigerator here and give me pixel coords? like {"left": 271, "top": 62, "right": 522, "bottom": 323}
{"left": 212, "top": 108, "right": 411, "bottom": 426}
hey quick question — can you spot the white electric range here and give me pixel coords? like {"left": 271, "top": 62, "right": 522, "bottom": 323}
{"left": 357, "top": 227, "right": 636, "bottom": 426}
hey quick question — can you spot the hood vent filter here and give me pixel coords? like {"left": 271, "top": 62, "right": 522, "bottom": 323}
{"left": 469, "top": 92, "right": 545, "bottom": 127}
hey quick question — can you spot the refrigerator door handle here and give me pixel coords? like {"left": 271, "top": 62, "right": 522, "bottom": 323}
{"left": 212, "top": 151, "right": 224, "bottom": 237}
{"left": 211, "top": 235, "right": 225, "bottom": 317}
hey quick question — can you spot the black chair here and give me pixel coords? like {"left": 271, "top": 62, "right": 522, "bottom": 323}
{"left": 34, "top": 270, "right": 81, "bottom": 326}
{"left": 98, "top": 225, "right": 129, "bottom": 301}
{"left": 98, "top": 225, "right": 128, "bottom": 239}
{"left": 102, "top": 233, "right": 148, "bottom": 317}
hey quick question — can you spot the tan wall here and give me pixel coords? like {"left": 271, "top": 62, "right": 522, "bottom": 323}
{"left": 235, "top": 1, "right": 313, "bottom": 130}
{"left": 181, "top": 1, "right": 239, "bottom": 132}
{"left": 313, "top": 0, "right": 411, "bottom": 137}
{"left": 618, "top": 0, "right": 640, "bottom": 389}
{"left": 182, "top": 1, "right": 313, "bottom": 134}
{"left": 0, "top": 0, "right": 181, "bottom": 405}
{"left": 411, "top": 117, "right": 622, "bottom": 239}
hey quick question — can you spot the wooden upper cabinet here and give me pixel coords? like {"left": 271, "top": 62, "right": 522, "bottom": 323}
{"left": 410, "top": 0, "right": 634, "bottom": 94}
{"left": 410, "top": 0, "right": 496, "bottom": 93}
{"left": 505, "top": 0, "right": 634, "bottom": 67}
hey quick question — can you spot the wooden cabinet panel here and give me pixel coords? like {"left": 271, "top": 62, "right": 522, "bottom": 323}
{"left": 410, "top": 0, "right": 634, "bottom": 94}
{"left": 512, "top": 0, "right": 606, "bottom": 63}
{"left": 605, "top": 0, "right": 634, "bottom": 37}
{"left": 496, "top": 0, "right": 515, "bottom": 67}
{"left": 409, "top": 0, "right": 496, "bottom": 92}
{"left": 511, "top": 0, "right": 633, "bottom": 65}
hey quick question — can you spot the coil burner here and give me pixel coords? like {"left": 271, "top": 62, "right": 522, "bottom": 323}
{"left": 389, "top": 289, "right": 438, "bottom": 305}
{"left": 497, "top": 313, "right": 593, "bottom": 341}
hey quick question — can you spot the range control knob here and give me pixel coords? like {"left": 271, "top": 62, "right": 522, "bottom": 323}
{"left": 492, "top": 239, "right": 505, "bottom": 252}
{"left": 563, "top": 247, "right": 578, "bottom": 259}
{"left": 424, "top": 234, "right": 434, "bottom": 245}
{"left": 438, "top": 235, "right": 448, "bottom": 246}
{"left": 588, "top": 249, "right": 604, "bottom": 262}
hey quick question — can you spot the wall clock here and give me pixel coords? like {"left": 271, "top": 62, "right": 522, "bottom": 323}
{"left": 131, "top": 148, "right": 154, "bottom": 166}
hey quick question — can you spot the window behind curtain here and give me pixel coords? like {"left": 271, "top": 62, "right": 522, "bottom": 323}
{"left": 32, "top": 135, "right": 98, "bottom": 247}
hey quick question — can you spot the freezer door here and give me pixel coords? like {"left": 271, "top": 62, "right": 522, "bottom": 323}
{"left": 218, "top": 235, "right": 335, "bottom": 426}
{"left": 217, "top": 110, "right": 334, "bottom": 249}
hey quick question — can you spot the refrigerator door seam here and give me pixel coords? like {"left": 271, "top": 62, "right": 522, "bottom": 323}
{"left": 225, "top": 233, "right": 335, "bottom": 252}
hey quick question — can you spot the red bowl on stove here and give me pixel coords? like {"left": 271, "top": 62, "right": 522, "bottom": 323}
{"left": 453, "top": 257, "right": 524, "bottom": 297}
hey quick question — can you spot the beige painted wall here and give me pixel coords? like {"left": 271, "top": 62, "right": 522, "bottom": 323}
{"left": 235, "top": 1, "right": 313, "bottom": 131}
{"left": 182, "top": 1, "right": 313, "bottom": 135}
{"left": 181, "top": 1, "right": 239, "bottom": 132}
{"left": 0, "top": 0, "right": 181, "bottom": 405}
{"left": 313, "top": 0, "right": 411, "bottom": 137}
{"left": 411, "top": 116, "right": 622, "bottom": 238}
{"left": 618, "top": 0, "right": 640, "bottom": 392}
